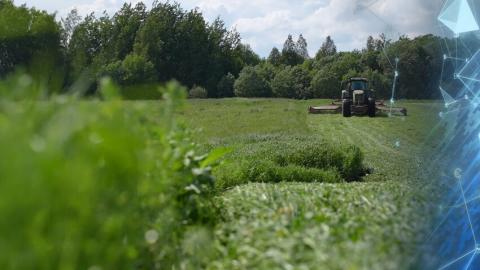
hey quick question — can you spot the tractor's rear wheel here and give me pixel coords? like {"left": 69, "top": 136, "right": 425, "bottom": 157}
{"left": 342, "top": 100, "right": 352, "bottom": 117}
{"left": 368, "top": 99, "right": 376, "bottom": 117}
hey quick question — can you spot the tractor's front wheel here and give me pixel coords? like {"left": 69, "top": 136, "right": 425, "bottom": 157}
{"left": 342, "top": 100, "right": 352, "bottom": 117}
{"left": 368, "top": 99, "right": 376, "bottom": 117}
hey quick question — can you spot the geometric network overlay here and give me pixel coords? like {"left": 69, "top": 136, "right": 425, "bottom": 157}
{"left": 439, "top": 0, "right": 479, "bottom": 35}
{"left": 457, "top": 50, "right": 480, "bottom": 99}
{"left": 416, "top": 1, "right": 480, "bottom": 269}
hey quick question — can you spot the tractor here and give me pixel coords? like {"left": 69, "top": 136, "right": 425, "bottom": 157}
{"left": 308, "top": 77, "right": 407, "bottom": 117}
{"left": 341, "top": 77, "right": 376, "bottom": 117}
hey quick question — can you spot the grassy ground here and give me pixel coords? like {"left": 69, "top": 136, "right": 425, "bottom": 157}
{"left": 0, "top": 76, "right": 441, "bottom": 269}
{"left": 177, "top": 98, "right": 440, "bottom": 269}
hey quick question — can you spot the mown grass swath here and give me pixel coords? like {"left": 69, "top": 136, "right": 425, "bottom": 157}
{"left": 214, "top": 135, "right": 365, "bottom": 190}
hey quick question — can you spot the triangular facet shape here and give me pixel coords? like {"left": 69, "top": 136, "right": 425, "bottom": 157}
{"left": 439, "top": 0, "right": 461, "bottom": 23}
{"left": 440, "top": 86, "right": 456, "bottom": 107}
{"left": 458, "top": 49, "right": 480, "bottom": 82}
{"left": 456, "top": 0, "right": 479, "bottom": 33}
{"left": 438, "top": 0, "right": 479, "bottom": 34}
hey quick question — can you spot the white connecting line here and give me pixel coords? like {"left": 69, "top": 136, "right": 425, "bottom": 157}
{"left": 438, "top": 175, "right": 478, "bottom": 270}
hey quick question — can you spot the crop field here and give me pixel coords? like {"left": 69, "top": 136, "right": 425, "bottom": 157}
{"left": 0, "top": 83, "right": 442, "bottom": 269}
{"left": 178, "top": 99, "right": 441, "bottom": 269}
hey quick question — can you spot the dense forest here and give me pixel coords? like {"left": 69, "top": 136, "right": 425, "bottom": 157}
{"left": 1, "top": 0, "right": 479, "bottom": 99}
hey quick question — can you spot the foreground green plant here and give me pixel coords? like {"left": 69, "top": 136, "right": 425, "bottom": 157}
{"left": 0, "top": 75, "right": 224, "bottom": 269}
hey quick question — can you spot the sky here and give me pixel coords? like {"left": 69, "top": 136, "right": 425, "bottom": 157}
{"left": 18, "top": 0, "right": 445, "bottom": 57}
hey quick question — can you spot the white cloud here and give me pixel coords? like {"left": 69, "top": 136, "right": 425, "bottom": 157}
{"left": 73, "top": 0, "right": 119, "bottom": 15}
{"left": 182, "top": 0, "right": 443, "bottom": 56}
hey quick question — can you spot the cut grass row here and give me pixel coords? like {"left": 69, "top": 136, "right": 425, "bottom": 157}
{"left": 179, "top": 98, "right": 441, "bottom": 269}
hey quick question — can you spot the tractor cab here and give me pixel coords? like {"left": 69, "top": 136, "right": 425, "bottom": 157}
{"left": 342, "top": 78, "right": 373, "bottom": 105}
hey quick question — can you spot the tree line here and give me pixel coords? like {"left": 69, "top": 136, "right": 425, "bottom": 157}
{"left": 1, "top": 0, "right": 478, "bottom": 99}
{"left": 233, "top": 33, "right": 447, "bottom": 100}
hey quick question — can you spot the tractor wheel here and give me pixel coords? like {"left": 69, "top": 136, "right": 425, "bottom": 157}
{"left": 368, "top": 99, "right": 376, "bottom": 117}
{"left": 342, "top": 100, "right": 352, "bottom": 117}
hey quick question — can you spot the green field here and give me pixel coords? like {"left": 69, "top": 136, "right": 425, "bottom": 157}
{"left": 178, "top": 99, "right": 440, "bottom": 269}
{"left": 0, "top": 89, "right": 441, "bottom": 269}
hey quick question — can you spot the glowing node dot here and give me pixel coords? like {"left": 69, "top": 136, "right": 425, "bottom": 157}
{"left": 454, "top": 168, "right": 462, "bottom": 180}
{"left": 145, "top": 230, "right": 159, "bottom": 244}
{"left": 443, "top": 54, "right": 447, "bottom": 60}
{"left": 395, "top": 71, "right": 399, "bottom": 77}
{"left": 478, "top": 132, "right": 480, "bottom": 141}
{"left": 394, "top": 140, "right": 401, "bottom": 148}
{"left": 465, "top": 95, "right": 469, "bottom": 100}
{"left": 390, "top": 98, "right": 395, "bottom": 104}
{"left": 439, "top": 111, "right": 444, "bottom": 118}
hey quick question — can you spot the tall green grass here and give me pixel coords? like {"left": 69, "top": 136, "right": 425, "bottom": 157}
{"left": 214, "top": 135, "right": 365, "bottom": 190}
{"left": 0, "top": 75, "right": 223, "bottom": 269}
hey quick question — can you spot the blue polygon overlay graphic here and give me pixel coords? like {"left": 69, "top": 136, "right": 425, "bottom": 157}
{"left": 439, "top": 0, "right": 479, "bottom": 35}
{"left": 414, "top": 1, "right": 480, "bottom": 269}
{"left": 458, "top": 50, "right": 480, "bottom": 82}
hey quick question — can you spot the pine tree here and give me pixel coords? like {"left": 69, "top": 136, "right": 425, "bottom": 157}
{"left": 282, "top": 34, "right": 296, "bottom": 54}
{"left": 366, "top": 35, "right": 375, "bottom": 51}
{"left": 315, "top": 36, "right": 337, "bottom": 59}
{"left": 375, "top": 33, "right": 389, "bottom": 51}
{"left": 61, "top": 9, "right": 82, "bottom": 49}
{"left": 296, "top": 34, "right": 309, "bottom": 59}
{"left": 281, "top": 34, "right": 303, "bottom": 66}
{"left": 268, "top": 47, "right": 281, "bottom": 66}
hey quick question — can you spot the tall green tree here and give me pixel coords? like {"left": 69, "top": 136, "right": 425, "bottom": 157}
{"left": 204, "top": 17, "right": 244, "bottom": 96}
{"left": 281, "top": 34, "right": 303, "bottom": 66}
{"left": 379, "top": 36, "right": 431, "bottom": 99}
{"left": 236, "top": 44, "right": 261, "bottom": 67}
{"left": 61, "top": 9, "right": 81, "bottom": 49}
{"left": 366, "top": 35, "right": 375, "bottom": 52}
{"left": 268, "top": 47, "right": 282, "bottom": 66}
{"left": 271, "top": 65, "right": 311, "bottom": 99}
{"left": 315, "top": 36, "right": 337, "bottom": 59}
{"left": 296, "top": 34, "right": 309, "bottom": 59}
{"left": 110, "top": 3, "right": 147, "bottom": 61}
{"left": 234, "top": 66, "right": 271, "bottom": 97}
{"left": 64, "top": 1, "right": 249, "bottom": 96}
{"left": 375, "top": 33, "right": 390, "bottom": 51}
{"left": 0, "top": 0, "right": 63, "bottom": 79}
{"left": 362, "top": 35, "right": 381, "bottom": 71}
{"left": 67, "top": 13, "right": 103, "bottom": 83}
{"left": 311, "top": 69, "right": 339, "bottom": 98}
